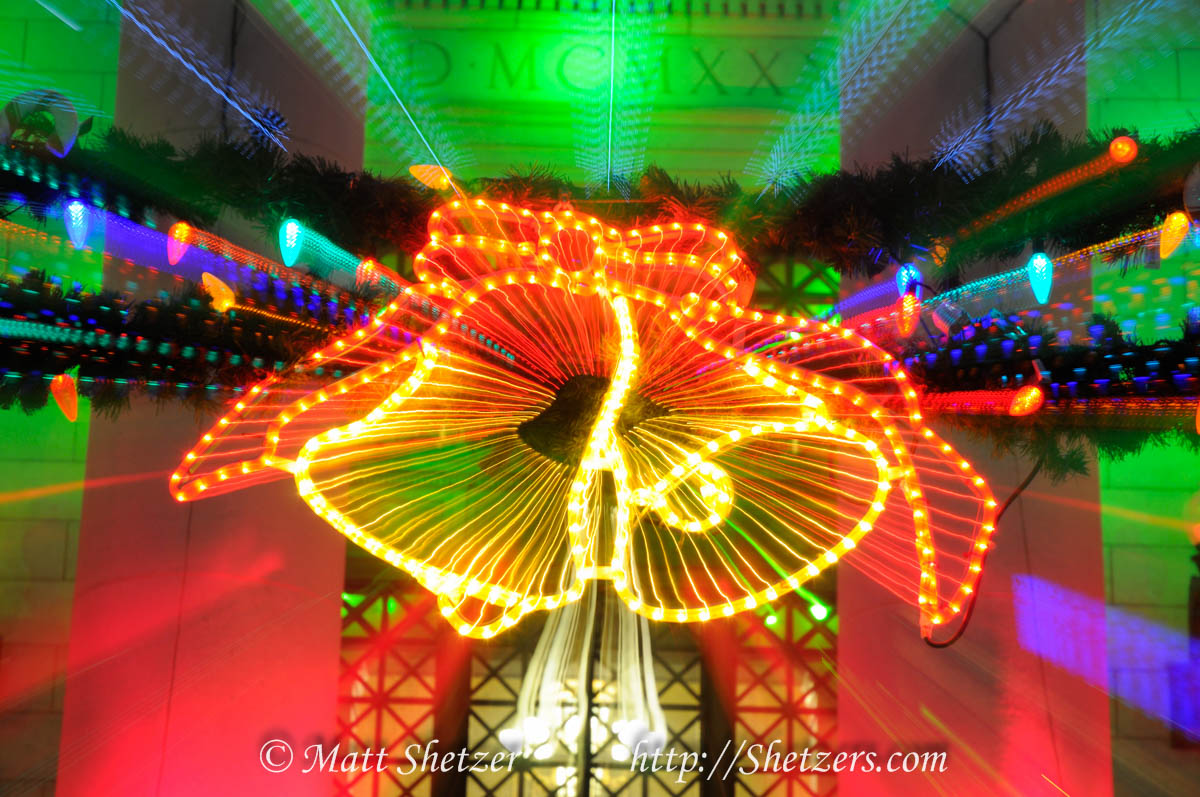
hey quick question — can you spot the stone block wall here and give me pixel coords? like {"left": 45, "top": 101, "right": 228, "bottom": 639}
{"left": 0, "top": 407, "right": 89, "bottom": 797}
{"left": 0, "top": 4, "right": 119, "bottom": 793}
{"left": 1087, "top": 0, "right": 1200, "bottom": 138}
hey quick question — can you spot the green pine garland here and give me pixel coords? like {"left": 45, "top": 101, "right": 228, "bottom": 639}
{"left": 940, "top": 411, "right": 1200, "bottom": 484}
{"left": 3, "top": 121, "right": 1199, "bottom": 468}
{"left": 0, "top": 270, "right": 334, "bottom": 417}
{"left": 4, "top": 122, "right": 1198, "bottom": 283}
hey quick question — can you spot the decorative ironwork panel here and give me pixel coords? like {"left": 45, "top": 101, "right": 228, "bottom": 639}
{"left": 752, "top": 261, "right": 840, "bottom": 318}
{"left": 462, "top": 620, "right": 703, "bottom": 797}
{"left": 337, "top": 583, "right": 836, "bottom": 797}
{"left": 336, "top": 583, "right": 446, "bottom": 797}
{"left": 464, "top": 627, "right": 532, "bottom": 796}
{"left": 730, "top": 599, "right": 838, "bottom": 797}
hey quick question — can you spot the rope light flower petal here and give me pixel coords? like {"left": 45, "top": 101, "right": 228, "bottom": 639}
{"left": 683, "top": 308, "right": 998, "bottom": 640}
{"left": 295, "top": 277, "right": 620, "bottom": 638}
{"left": 170, "top": 288, "right": 437, "bottom": 501}
{"left": 415, "top": 200, "right": 756, "bottom": 305}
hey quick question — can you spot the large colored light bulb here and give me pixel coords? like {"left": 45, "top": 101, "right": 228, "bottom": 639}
{"left": 1160, "top": 211, "right": 1189, "bottom": 260}
{"left": 202, "top": 272, "right": 237, "bottom": 312}
{"left": 279, "top": 219, "right": 303, "bottom": 267}
{"left": 1008, "top": 385, "right": 1044, "bottom": 417}
{"left": 896, "top": 263, "right": 922, "bottom": 299}
{"left": 1108, "top": 135, "right": 1138, "bottom": 165}
{"left": 1026, "top": 252, "right": 1053, "bottom": 304}
{"left": 896, "top": 293, "right": 920, "bottom": 337}
{"left": 50, "top": 373, "right": 78, "bottom": 422}
{"left": 167, "top": 221, "right": 191, "bottom": 265}
{"left": 64, "top": 200, "right": 88, "bottom": 249}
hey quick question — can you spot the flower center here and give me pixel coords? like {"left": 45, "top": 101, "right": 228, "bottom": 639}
{"left": 517, "top": 375, "right": 669, "bottom": 467}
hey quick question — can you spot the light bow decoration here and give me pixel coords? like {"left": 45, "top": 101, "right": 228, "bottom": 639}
{"left": 171, "top": 199, "right": 998, "bottom": 645}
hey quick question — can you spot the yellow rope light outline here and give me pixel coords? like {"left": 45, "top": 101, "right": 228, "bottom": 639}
{"left": 173, "top": 198, "right": 998, "bottom": 640}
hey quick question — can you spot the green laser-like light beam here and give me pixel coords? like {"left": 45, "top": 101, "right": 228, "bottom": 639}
{"left": 749, "top": 334, "right": 797, "bottom": 356}
{"left": 723, "top": 516, "right": 831, "bottom": 616}
{"left": 606, "top": 0, "right": 617, "bottom": 190}
{"left": 326, "top": 0, "right": 460, "bottom": 197}
{"left": 743, "top": 329, "right": 820, "bottom": 363}
{"left": 34, "top": 0, "right": 81, "bottom": 31}
{"left": 647, "top": 342, "right": 835, "bottom": 620}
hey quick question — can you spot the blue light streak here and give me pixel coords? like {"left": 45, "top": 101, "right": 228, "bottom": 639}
{"left": 102, "top": 0, "right": 288, "bottom": 152}
{"left": 748, "top": 0, "right": 952, "bottom": 190}
{"left": 933, "top": 0, "right": 1184, "bottom": 178}
{"left": 1012, "top": 574, "right": 1199, "bottom": 741}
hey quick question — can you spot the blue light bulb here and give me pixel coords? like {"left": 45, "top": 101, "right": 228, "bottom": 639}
{"left": 896, "top": 263, "right": 922, "bottom": 299}
{"left": 64, "top": 200, "right": 88, "bottom": 249}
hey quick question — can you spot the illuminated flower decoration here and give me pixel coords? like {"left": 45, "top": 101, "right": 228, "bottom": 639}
{"left": 172, "top": 200, "right": 997, "bottom": 643}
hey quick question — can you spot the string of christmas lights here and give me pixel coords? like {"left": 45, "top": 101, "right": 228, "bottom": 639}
{"left": 844, "top": 216, "right": 1196, "bottom": 336}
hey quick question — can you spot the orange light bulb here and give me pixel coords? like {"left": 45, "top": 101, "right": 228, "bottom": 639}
{"left": 1108, "top": 135, "right": 1138, "bottom": 165}
{"left": 1160, "top": 211, "right": 1190, "bottom": 260}
{"left": 167, "top": 221, "right": 191, "bottom": 265}
{"left": 1008, "top": 385, "right": 1044, "bottom": 417}
{"left": 50, "top": 374, "right": 78, "bottom": 422}
{"left": 201, "top": 272, "right": 237, "bottom": 312}
{"left": 896, "top": 293, "right": 920, "bottom": 337}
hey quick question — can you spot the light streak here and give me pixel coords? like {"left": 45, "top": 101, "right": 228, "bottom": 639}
{"left": 102, "top": 0, "right": 287, "bottom": 151}
{"left": 325, "top": 0, "right": 457, "bottom": 196}
{"left": 34, "top": 0, "right": 82, "bottom": 31}
{"left": 841, "top": 220, "right": 1180, "bottom": 331}
{"left": 1013, "top": 575, "right": 1199, "bottom": 742}
{"left": 748, "top": 0, "right": 951, "bottom": 187}
{"left": 919, "top": 386, "right": 1044, "bottom": 417}
{"left": 934, "top": 0, "right": 1181, "bottom": 177}
{"left": 0, "top": 469, "right": 168, "bottom": 506}
{"left": 563, "top": 3, "right": 665, "bottom": 191}
{"left": 829, "top": 135, "right": 1140, "bottom": 323}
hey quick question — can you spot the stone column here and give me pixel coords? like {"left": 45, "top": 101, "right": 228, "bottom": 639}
{"left": 57, "top": 2, "right": 363, "bottom": 793}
